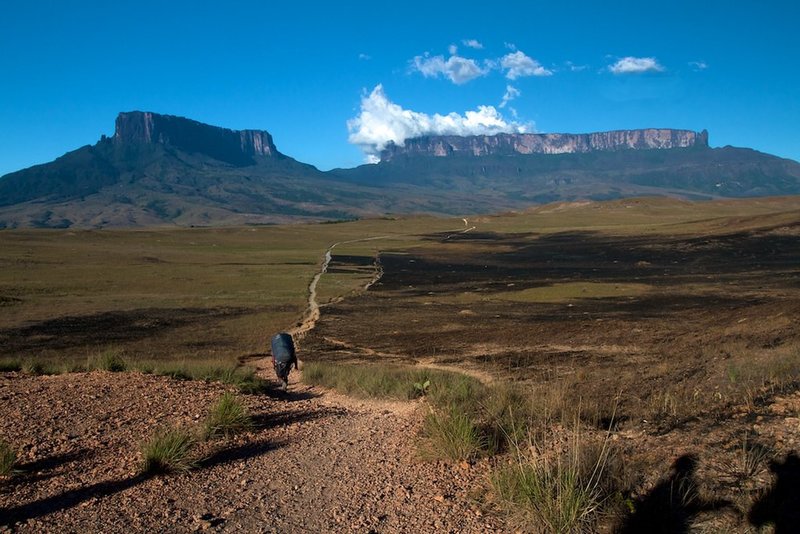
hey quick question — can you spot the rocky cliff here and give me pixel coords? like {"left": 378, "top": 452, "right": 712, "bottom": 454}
{"left": 380, "top": 129, "right": 709, "bottom": 161}
{"left": 114, "top": 111, "right": 281, "bottom": 165}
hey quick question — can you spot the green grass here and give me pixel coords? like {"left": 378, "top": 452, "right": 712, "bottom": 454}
{"left": 140, "top": 427, "right": 197, "bottom": 474}
{"left": 132, "top": 361, "right": 269, "bottom": 393}
{"left": 0, "top": 359, "right": 22, "bottom": 372}
{"left": 0, "top": 217, "right": 468, "bottom": 369}
{"left": 302, "top": 362, "right": 559, "bottom": 461}
{"left": 302, "top": 361, "right": 475, "bottom": 401}
{"left": 0, "top": 440, "right": 17, "bottom": 477}
{"left": 88, "top": 350, "right": 128, "bottom": 372}
{"left": 491, "top": 429, "right": 622, "bottom": 533}
{"left": 204, "top": 392, "right": 254, "bottom": 439}
{"left": 419, "top": 406, "right": 485, "bottom": 461}
{"left": 22, "top": 359, "right": 59, "bottom": 376}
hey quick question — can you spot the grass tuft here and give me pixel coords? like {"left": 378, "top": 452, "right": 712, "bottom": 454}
{"left": 491, "top": 429, "right": 620, "bottom": 533}
{"left": 0, "top": 359, "right": 22, "bottom": 373}
{"left": 419, "top": 406, "right": 485, "bottom": 462}
{"left": 0, "top": 440, "right": 17, "bottom": 477}
{"left": 140, "top": 427, "right": 197, "bottom": 474}
{"left": 22, "top": 359, "right": 58, "bottom": 376}
{"left": 91, "top": 350, "right": 128, "bottom": 372}
{"left": 204, "top": 392, "right": 254, "bottom": 439}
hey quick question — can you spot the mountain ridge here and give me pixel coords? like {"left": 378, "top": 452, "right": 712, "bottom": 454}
{"left": 380, "top": 128, "right": 709, "bottom": 161}
{"left": 1, "top": 111, "right": 799, "bottom": 228}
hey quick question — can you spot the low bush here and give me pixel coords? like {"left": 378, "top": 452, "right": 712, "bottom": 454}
{"left": 204, "top": 393, "right": 254, "bottom": 439}
{"left": 140, "top": 427, "right": 197, "bottom": 474}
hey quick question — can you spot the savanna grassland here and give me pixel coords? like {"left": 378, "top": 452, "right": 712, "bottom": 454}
{"left": 3, "top": 197, "right": 800, "bottom": 532}
{"left": 0, "top": 216, "right": 466, "bottom": 371}
{"left": 304, "top": 196, "right": 800, "bottom": 531}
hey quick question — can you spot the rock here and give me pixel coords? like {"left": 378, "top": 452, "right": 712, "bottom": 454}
{"left": 380, "top": 129, "right": 709, "bottom": 161}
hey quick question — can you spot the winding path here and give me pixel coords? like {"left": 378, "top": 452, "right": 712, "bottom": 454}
{"left": 271, "top": 218, "right": 492, "bottom": 384}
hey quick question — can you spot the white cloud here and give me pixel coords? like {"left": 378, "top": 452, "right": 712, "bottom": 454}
{"left": 565, "top": 61, "right": 587, "bottom": 72}
{"left": 448, "top": 43, "right": 458, "bottom": 55}
{"left": 500, "top": 51, "right": 553, "bottom": 79}
{"left": 499, "top": 85, "right": 520, "bottom": 108}
{"left": 347, "top": 84, "right": 530, "bottom": 163}
{"left": 462, "top": 39, "right": 483, "bottom": 49}
{"left": 411, "top": 52, "right": 489, "bottom": 84}
{"left": 504, "top": 42, "right": 517, "bottom": 51}
{"left": 608, "top": 56, "right": 665, "bottom": 74}
{"left": 689, "top": 60, "right": 708, "bottom": 71}
{"left": 358, "top": 53, "right": 371, "bottom": 61}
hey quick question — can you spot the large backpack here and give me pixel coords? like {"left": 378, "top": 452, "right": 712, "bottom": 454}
{"left": 271, "top": 332, "right": 296, "bottom": 364}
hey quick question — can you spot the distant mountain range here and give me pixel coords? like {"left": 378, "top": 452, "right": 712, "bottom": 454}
{"left": 1, "top": 111, "right": 799, "bottom": 228}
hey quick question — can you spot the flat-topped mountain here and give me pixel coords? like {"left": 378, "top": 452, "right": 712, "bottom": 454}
{"left": 1, "top": 112, "right": 800, "bottom": 228}
{"left": 114, "top": 111, "right": 280, "bottom": 164}
{"left": 380, "top": 129, "right": 708, "bottom": 161}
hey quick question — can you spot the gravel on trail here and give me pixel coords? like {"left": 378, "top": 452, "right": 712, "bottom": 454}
{"left": 0, "top": 371, "right": 505, "bottom": 533}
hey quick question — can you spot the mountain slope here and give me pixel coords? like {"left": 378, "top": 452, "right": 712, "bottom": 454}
{"left": 2, "top": 113, "right": 800, "bottom": 228}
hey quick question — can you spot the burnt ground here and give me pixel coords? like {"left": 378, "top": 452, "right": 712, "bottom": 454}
{"left": 0, "top": 308, "right": 249, "bottom": 356}
{"left": 308, "top": 227, "right": 800, "bottom": 383}
{"left": 304, "top": 223, "right": 800, "bottom": 530}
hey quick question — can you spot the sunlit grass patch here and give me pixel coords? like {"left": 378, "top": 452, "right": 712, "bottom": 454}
{"left": 419, "top": 406, "right": 485, "bottom": 462}
{"left": 203, "top": 392, "right": 254, "bottom": 439}
{"left": 140, "top": 426, "right": 197, "bottom": 474}
{"left": 132, "top": 360, "right": 269, "bottom": 393}
{"left": 302, "top": 361, "right": 474, "bottom": 401}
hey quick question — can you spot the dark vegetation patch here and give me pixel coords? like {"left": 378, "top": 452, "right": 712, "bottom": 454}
{"left": 0, "top": 307, "right": 249, "bottom": 355}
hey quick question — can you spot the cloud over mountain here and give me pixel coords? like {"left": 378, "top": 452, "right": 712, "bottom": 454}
{"left": 347, "top": 84, "right": 528, "bottom": 163}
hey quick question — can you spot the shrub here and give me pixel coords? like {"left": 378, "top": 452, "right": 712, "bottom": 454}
{"left": 204, "top": 393, "right": 254, "bottom": 439}
{"left": 0, "top": 440, "right": 17, "bottom": 477}
{"left": 140, "top": 427, "right": 197, "bottom": 474}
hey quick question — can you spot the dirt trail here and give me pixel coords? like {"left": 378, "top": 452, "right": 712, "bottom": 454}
{"left": 0, "top": 219, "right": 510, "bottom": 532}
{"left": 0, "top": 371, "right": 504, "bottom": 533}
{"left": 288, "top": 235, "right": 395, "bottom": 342}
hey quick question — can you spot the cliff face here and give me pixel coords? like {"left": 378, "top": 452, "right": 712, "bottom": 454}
{"left": 114, "top": 111, "right": 281, "bottom": 165}
{"left": 380, "top": 129, "right": 709, "bottom": 161}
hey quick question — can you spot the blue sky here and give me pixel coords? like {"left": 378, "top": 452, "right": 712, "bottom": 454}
{"left": 1, "top": 1, "right": 798, "bottom": 175}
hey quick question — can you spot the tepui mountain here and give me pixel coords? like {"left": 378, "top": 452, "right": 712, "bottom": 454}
{"left": 1, "top": 111, "right": 799, "bottom": 228}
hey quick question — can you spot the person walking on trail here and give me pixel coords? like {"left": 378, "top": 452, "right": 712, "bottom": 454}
{"left": 271, "top": 332, "right": 298, "bottom": 391}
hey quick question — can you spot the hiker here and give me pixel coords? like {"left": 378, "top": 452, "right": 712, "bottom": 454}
{"left": 271, "top": 332, "right": 298, "bottom": 391}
